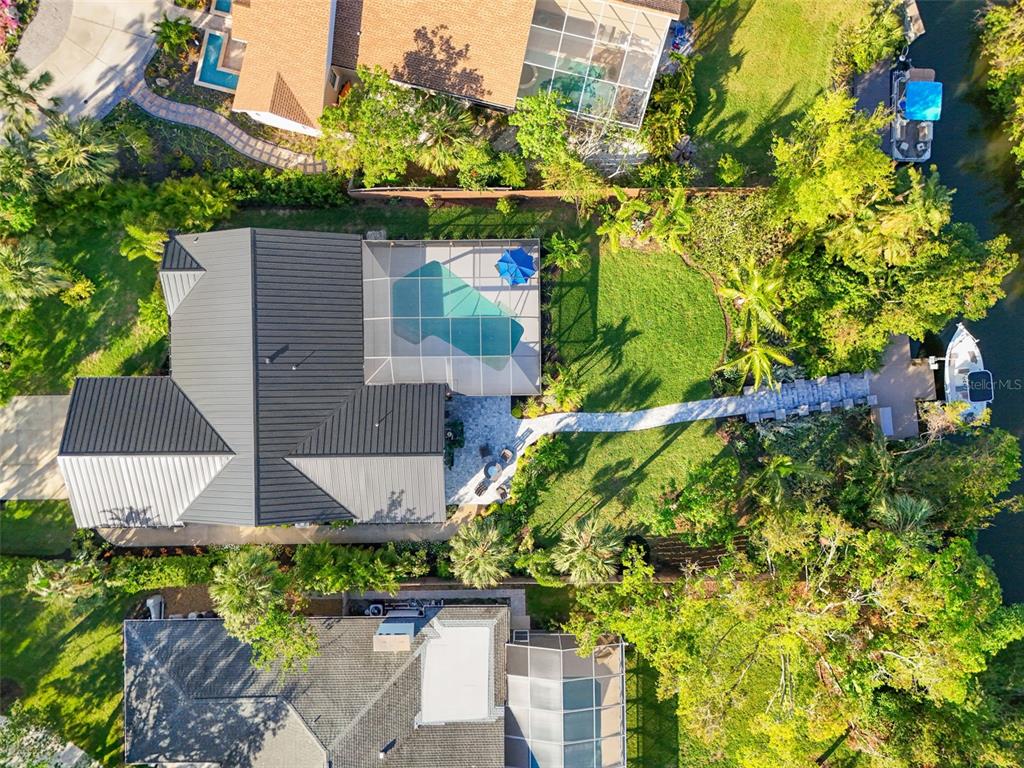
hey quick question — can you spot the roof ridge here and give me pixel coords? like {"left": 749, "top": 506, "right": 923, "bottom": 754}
{"left": 326, "top": 622, "right": 428, "bottom": 752}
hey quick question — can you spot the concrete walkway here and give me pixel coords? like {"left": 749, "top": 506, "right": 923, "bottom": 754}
{"left": 14, "top": 0, "right": 187, "bottom": 121}
{"left": 127, "top": 76, "right": 326, "bottom": 173}
{"left": 449, "top": 371, "right": 875, "bottom": 505}
{"left": 0, "top": 396, "right": 70, "bottom": 500}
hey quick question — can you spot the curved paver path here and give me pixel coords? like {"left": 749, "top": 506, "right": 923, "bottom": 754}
{"left": 127, "top": 76, "right": 325, "bottom": 172}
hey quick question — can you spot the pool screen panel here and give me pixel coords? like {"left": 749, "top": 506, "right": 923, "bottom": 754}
{"left": 363, "top": 240, "right": 542, "bottom": 396}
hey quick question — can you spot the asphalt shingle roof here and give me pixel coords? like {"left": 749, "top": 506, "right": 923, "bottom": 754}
{"left": 124, "top": 607, "right": 508, "bottom": 768}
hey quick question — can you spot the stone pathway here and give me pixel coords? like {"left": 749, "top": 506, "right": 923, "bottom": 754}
{"left": 127, "top": 76, "right": 325, "bottom": 172}
{"left": 448, "top": 372, "right": 875, "bottom": 505}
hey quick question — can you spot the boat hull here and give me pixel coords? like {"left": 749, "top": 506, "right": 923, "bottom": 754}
{"left": 943, "top": 323, "right": 992, "bottom": 422}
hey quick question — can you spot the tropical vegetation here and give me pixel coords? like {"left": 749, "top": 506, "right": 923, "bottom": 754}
{"left": 979, "top": 0, "right": 1024, "bottom": 185}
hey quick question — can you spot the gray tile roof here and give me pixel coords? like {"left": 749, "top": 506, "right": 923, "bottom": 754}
{"left": 60, "top": 377, "right": 230, "bottom": 455}
{"left": 161, "top": 237, "right": 204, "bottom": 271}
{"left": 124, "top": 607, "right": 508, "bottom": 768}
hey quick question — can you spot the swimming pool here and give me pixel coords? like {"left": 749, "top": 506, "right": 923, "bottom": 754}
{"left": 195, "top": 31, "right": 239, "bottom": 93}
{"left": 213, "top": 0, "right": 232, "bottom": 14}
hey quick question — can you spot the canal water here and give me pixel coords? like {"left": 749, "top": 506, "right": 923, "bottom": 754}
{"left": 910, "top": 0, "right": 1023, "bottom": 602}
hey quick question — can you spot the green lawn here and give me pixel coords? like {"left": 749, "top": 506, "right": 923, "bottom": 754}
{"left": 0, "top": 217, "right": 165, "bottom": 399}
{"left": 0, "top": 585, "right": 138, "bottom": 767}
{"left": 690, "top": 0, "right": 864, "bottom": 174}
{"left": 534, "top": 245, "right": 727, "bottom": 536}
{"left": 0, "top": 501, "right": 76, "bottom": 556}
{"left": 627, "top": 652, "right": 681, "bottom": 768}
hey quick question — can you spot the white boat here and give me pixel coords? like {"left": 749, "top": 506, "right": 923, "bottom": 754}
{"left": 943, "top": 323, "right": 993, "bottom": 422}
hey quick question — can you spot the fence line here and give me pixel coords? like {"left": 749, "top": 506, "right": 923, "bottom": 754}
{"left": 346, "top": 184, "right": 764, "bottom": 201}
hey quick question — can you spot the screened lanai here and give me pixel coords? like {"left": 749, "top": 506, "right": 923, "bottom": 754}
{"left": 362, "top": 240, "right": 542, "bottom": 397}
{"left": 518, "top": 0, "right": 675, "bottom": 126}
{"left": 505, "top": 633, "right": 627, "bottom": 768}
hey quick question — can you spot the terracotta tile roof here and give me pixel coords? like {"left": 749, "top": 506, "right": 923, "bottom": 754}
{"left": 231, "top": 0, "right": 334, "bottom": 129}
{"left": 331, "top": 0, "right": 536, "bottom": 108}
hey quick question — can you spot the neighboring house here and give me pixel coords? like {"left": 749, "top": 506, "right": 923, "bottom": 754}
{"left": 122, "top": 608, "right": 628, "bottom": 768}
{"left": 201, "top": 0, "right": 683, "bottom": 135}
{"left": 58, "top": 230, "right": 541, "bottom": 529}
{"left": 124, "top": 607, "right": 509, "bottom": 768}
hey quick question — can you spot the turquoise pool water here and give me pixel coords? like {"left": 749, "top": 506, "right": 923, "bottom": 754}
{"left": 214, "top": 0, "right": 232, "bottom": 13}
{"left": 391, "top": 261, "right": 525, "bottom": 361}
{"left": 197, "top": 32, "right": 239, "bottom": 92}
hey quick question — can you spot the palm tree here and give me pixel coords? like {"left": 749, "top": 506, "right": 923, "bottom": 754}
{"left": 415, "top": 95, "right": 475, "bottom": 175}
{"left": 842, "top": 432, "right": 902, "bottom": 507}
{"left": 0, "top": 56, "right": 56, "bottom": 138}
{"left": 542, "top": 364, "right": 585, "bottom": 412}
{"left": 718, "top": 337, "right": 793, "bottom": 391}
{"left": 596, "top": 188, "right": 651, "bottom": 253}
{"left": 717, "top": 259, "right": 787, "bottom": 344}
{"left": 152, "top": 14, "right": 196, "bottom": 59}
{"left": 209, "top": 545, "right": 289, "bottom": 640}
{"left": 648, "top": 188, "right": 691, "bottom": 253}
{"left": 871, "top": 494, "right": 937, "bottom": 547}
{"left": 449, "top": 518, "right": 514, "bottom": 589}
{"left": 551, "top": 515, "right": 623, "bottom": 584}
{"left": 743, "top": 455, "right": 825, "bottom": 508}
{"left": 33, "top": 116, "right": 118, "bottom": 194}
{"left": 0, "top": 237, "right": 69, "bottom": 310}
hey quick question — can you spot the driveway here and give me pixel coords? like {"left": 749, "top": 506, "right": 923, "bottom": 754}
{"left": 15, "top": 0, "right": 188, "bottom": 121}
{"left": 0, "top": 396, "right": 70, "bottom": 500}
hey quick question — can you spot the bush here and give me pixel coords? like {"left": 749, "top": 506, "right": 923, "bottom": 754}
{"left": 219, "top": 167, "right": 351, "bottom": 207}
{"left": 456, "top": 143, "right": 528, "bottom": 191}
{"left": 630, "top": 158, "right": 698, "bottom": 191}
{"left": 495, "top": 197, "right": 517, "bottom": 216}
{"left": 105, "top": 553, "right": 220, "bottom": 591}
{"left": 545, "top": 231, "right": 587, "bottom": 271}
{"left": 292, "top": 543, "right": 428, "bottom": 595}
{"left": 831, "top": 0, "right": 904, "bottom": 81}
{"left": 642, "top": 53, "right": 697, "bottom": 157}
{"left": 716, "top": 153, "right": 745, "bottom": 186}
{"left": 0, "top": 555, "right": 35, "bottom": 588}
{"left": 60, "top": 273, "right": 96, "bottom": 307}
{"left": 640, "top": 457, "right": 741, "bottom": 545}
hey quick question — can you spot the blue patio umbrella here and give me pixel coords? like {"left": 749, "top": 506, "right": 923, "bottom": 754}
{"left": 904, "top": 80, "right": 943, "bottom": 121}
{"left": 496, "top": 247, "right": 536, "bottom": 286}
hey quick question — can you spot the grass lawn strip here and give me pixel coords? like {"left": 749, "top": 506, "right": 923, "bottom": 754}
{"left": 690, "top": 0, "right": 865, "bottom": 174}
{"left": 0, "top": 501, "right": 76, "bottom": 556}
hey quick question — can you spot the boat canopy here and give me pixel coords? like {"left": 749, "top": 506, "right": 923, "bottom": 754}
{"left": 905, "top": 80, "right": 943, "bottom": 121}
{"left": 967, "top": 370, "right": 994, "bottom": 403}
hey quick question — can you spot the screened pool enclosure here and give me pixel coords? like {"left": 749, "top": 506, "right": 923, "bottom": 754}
{"left": 518, "top": 0, "right": 674, "bottom": 126}
{"left": 362, "top": 240, "right": 542, "bottom": 397}
{"left": 506, "top": 633, "right": 627, "bottom": 768}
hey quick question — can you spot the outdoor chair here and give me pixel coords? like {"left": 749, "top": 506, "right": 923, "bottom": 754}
{"left": 499, "top": 447, "right": 513, "bottom": 463}
{"left": 474, "top": 479, "right": 490, "bottom": 496}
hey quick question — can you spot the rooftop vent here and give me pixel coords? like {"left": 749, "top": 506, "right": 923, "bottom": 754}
{"left": 372, "top": 619, "right": 414, "bottom": 652}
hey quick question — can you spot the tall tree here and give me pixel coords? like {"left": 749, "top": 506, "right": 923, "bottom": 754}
{"left": 34, "top": 116, "right": 118, "bottom": 194}
{"left": 448, "top": 518, "right": 514, "bottom": 588}
{"left": 0, "top": 237, "right": 68, "bottom": 311}
{"left": 209, "top": 545, "right": 317, "bottom": 671}
{"left": 0, "top": 57, "right": 55, "bottom": 138}
{"left": 718, "top": 336, "right": 793, "bottom": 391}
{"left": 551, "top": 515, "right": 622, "bottom": 584}
{"left": 415, "top": 94, "right": 475, "bottom": 175}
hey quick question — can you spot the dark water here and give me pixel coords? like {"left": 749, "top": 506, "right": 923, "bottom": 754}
{"left": 910, "top": 0, "right": 1024, "bottom": 602}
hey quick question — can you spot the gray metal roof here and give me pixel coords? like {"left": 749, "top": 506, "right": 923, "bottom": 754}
{"left": 60, "top": 377, "right": 230, "bottom": 455}
{"left": 161, "top": 238, "right": 204, "bottom": 271}
{"left": 294, "top": 383, "right": 446, "bottom": 456}
{"left": 124, "top": 607, "right": 508, "bottom": 768}
{"left": 61, "top": 229, "right": 450, "bottom": 528}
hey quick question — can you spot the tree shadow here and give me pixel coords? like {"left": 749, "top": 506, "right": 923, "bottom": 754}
{"left": 391, "top": 25, "right": 490, "bottom": 101}
{"left": 626, "top": 652, "right": 679, "bottom": 768}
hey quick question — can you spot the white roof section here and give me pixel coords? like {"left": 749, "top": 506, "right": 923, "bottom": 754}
{"left": 166, "top": 230, "right": 258, "bottom": 526}
{"left": 362, "top": 240, "right": 542, "bottom": 396}
{"left": 287, "top": 455, "right": 446, "bottom": 523}
{"left": 57, "top": 453, "right": 231, "bottom": 528}
{"left": 420, "top": 622, "right": 493, "bottom": 724}
{"left": 159, "top": 269, "right": 204, "bottom": 316}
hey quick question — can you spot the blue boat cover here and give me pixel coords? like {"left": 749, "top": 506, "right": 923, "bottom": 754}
{"left": 496, "top": 247, "right": 537, "bottom": 286}
{"left": 905, "top": 80, "right": 943, "bottom": 121}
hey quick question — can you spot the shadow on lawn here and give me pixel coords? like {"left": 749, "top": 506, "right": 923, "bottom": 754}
{"left": 627, "top": 652, "right": 680, "bottom": 768}
{"left": 688, "top": 0, "right": 808, "bottom": 173}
